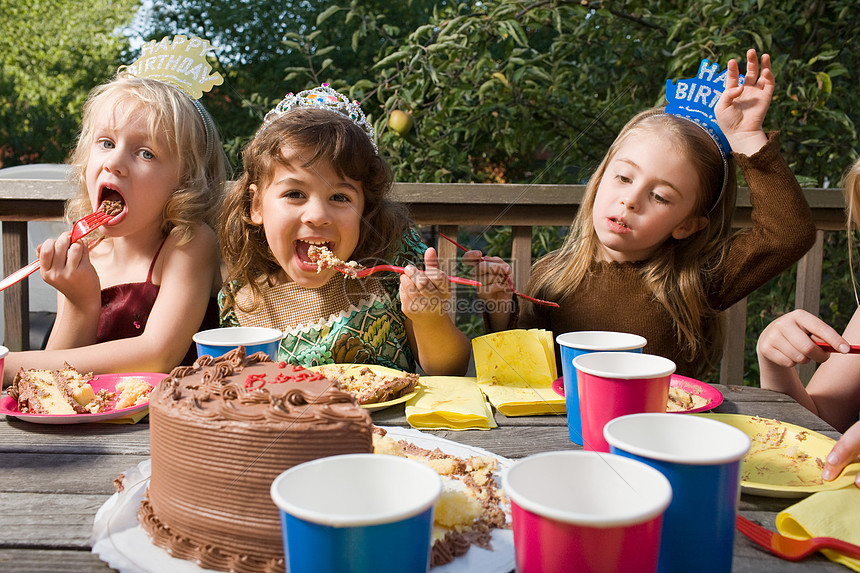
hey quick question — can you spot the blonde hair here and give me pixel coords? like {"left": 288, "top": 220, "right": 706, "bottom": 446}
{"left": 529, "top": 108, "right": 738, "bottom": 371}
{"left": 843, "top": 158, "right": 860, "bottom": 230}
{"left": 66, "top": 73, "right": 227, "bottom": 243}
{"left": 219, "top": 107, "right": 412, "bottom": 315}
{"left": 842, "top": 157, "right": 860, "bottom": 303}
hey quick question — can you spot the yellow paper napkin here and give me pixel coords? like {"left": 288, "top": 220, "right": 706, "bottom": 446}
{"left": 98, "top": 408, "right": 150, "bottom": 424}
{"left": 776, "top": 486, "right": 860, "bottom": 571}
{"left": 472, "top": 329, "right": 565, "bottom": 416}
{"left": 405, "top": 376, "right": 496, "bottom": 430}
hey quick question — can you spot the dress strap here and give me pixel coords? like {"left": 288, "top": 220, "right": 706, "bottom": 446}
{"left": 146, "top": 238, "right": 168, "bottom": 284}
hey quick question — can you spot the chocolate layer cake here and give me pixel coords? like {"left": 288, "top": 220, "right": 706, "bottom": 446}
{"left": 140, "top": 347, "right": 373, "bottom": 573}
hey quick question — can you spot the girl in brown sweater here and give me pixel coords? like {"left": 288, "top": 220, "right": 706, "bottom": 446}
{"left": 465, "top": 49, "right": 815, "bottom": 378}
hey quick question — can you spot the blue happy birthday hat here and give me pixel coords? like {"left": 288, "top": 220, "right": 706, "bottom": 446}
{"left": 665, "top": 59, "right": 744, "bottom": 157}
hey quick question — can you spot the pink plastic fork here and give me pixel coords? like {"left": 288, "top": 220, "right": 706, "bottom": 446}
{"left": 0, "top": 210, "right": 113, "bottom": 292}
{"left": 333, "top": 264, "right": 482, "bottom": 286}
{"left": 736, "top": 514, "right": 860, "bottom": 561}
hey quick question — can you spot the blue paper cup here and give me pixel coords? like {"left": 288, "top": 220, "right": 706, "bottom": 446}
{"left": 192, "top": 326, "right": 283, "bottom": 360}
{"left": 556, "top": 331, "right": 646, "bottom": 445}
{"left": 270, "top": 453, "right": 442, "bottom": 573}
{"left": 604, "top": 413, "right": 751, "bottom": 573}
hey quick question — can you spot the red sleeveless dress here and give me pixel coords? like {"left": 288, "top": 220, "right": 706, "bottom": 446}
{"left": 96, "top": 240, "right": 218, "bottom": 366}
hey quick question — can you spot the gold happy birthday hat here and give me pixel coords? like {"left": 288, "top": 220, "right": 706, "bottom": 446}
{"left": 122, "top": 35, "right": 223, "bottom": 99}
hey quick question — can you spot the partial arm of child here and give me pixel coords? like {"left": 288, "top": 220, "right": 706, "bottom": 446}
{"left": 711, "top": 49, "right": 816, "bottom": 306}
{"left": 2, "top": 226, "right": 219, "bottom": 386}
{"left": 400, "top": 247, "right": 471, "bottom": 375}
{"left": 461, "top": 250, "right": 516, "bottom": 332}
{"left": 757, "top": 308, "right": 860, "bottom": 485}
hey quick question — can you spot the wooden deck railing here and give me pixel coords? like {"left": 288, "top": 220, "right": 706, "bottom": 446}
{"left": 1, "top": 180, "right": 847, "bottom": 384}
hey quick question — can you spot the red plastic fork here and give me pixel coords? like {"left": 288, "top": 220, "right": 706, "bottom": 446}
{"left": 438, "top": 232, "right": 560, "bottom": 307}
{"left": 333, "top": 264, "right": 483, "bottom": 286}
{"left": 736, "top": 514, "right": 860, "bottom": 561}
{"left": 0, "top": 210, "right": 113, "bottom": 292}
{"left": 814, "top": 341, "right": 860, "bottom": 354}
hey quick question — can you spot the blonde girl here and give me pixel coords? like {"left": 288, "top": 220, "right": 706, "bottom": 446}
{"left": 218, "top": 85, "right": 470, "bottom": 375}
{"left": 3, "top": 56, "right": 227, "bottom": 385}
{"left": 468, "top": 49, "right": 816, "bottom": 378}
{"left": 757, "top": 156, "right": 860, "bottom": 487}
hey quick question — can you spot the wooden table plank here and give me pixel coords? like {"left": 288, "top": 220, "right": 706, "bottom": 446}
{"left": 0, "top": 420, "right": 150, "bottom": 455}
{"left": 2, "top": 453, "right": 149, "bottom": 494}
{"left": 0, "top": 492, "right": 108, "bottom": 548}
{"left": 0, "top": 549, "right": 115, "bottom": 573}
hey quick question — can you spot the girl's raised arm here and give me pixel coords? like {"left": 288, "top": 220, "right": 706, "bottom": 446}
{"left": 2, "top": 226, "right": 219, "bottom": 386}
{"left": 400, "top": 247, "right": 471, "bottom": 376}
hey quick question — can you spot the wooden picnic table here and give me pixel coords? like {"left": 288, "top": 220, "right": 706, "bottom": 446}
{"left": 0, "top": 382, "right": 850, "bottom": 572}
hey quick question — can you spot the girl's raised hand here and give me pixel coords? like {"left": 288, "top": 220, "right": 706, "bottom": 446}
{"left": 461, "top": 250, "right": 515, "bottom": 304}
{"left": 715, "top": 48, "right": 774, "bottom": 155}
{"left": 38, "top": 232, "right": 101, "bottom": 309}
{"left": 399, "top": 247, "right": 452, "bottom": 320}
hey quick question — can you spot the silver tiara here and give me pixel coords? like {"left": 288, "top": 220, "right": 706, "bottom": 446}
{"left": 262, "top": 83, "right": 377, "bottom": 152}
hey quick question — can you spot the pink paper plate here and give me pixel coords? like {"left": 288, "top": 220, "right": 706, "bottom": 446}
{"left": 552, "top": 374, "right": 722, "bottom": 414}
{"left": 0, "top": 372, "right": 165, "bottom": 424}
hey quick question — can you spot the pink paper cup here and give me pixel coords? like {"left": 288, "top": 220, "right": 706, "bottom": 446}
{"left": 573, "top": 352, "right": 675, "bottom": 452}
{"left": 556, "top": 331, "right": 646, "bottom": 445}
{"left": 502, "top": 450, "right": 672, "bottom": 573}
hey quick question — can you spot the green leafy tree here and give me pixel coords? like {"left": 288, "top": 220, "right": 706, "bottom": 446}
{"left": 325, "top": 0, "right": 857, "bottom": 187}
{"left": 135, "top": 0, "right": 440, "bottom": 166}
{"left": 0, "top": 0, "right": 139, "bottom": 166}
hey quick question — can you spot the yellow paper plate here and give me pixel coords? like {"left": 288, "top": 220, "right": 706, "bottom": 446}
{"left": 361, "top": 390, "right": 419, "bottom": 411}
{"left": 307, "top": 363, "right": 419, "bottom": 411}
{"left": 697, "top": 413, "right": 860, "bottom": 498}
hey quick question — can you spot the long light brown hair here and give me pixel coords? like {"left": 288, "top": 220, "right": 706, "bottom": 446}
{"left": 528, "top": 108, "right": 738, "bottom": 370}
{"left": 66, "top": 73, "right": 227, "bottom": 242}
{"left": 218, "top": 107, "right": 412, "bottom": 314}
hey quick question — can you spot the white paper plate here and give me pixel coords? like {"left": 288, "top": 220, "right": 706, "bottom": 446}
{"left": 91, "top": 426, "right": 514, "bottom": 573}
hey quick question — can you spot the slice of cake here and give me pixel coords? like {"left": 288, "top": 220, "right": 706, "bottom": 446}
{"left": 8, "top": 363, "right": 95, "bottom": 414}
{"left": 314, "top": 363, "right": 419, "bottom": 404}
{"left": 372, "top": 428, "right": 510, "bottom": 567}
{"left": 307, "top": 244, "right": 364, "bottom": 277}
{"left": 139, "top": 346, "right": 374, "bottom": 573}
{"left": 113, "top": 377, "right": 153, "bottom": 409}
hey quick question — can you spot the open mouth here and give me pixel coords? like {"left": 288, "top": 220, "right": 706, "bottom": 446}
{"left": 610, "top": 217, "right": 630, "bottom": 229}
{"left": 98, "top": 185, "right": 126, "bottom": 217}
{"left": 295, "top": 239, "right": 334, "bottom": 264}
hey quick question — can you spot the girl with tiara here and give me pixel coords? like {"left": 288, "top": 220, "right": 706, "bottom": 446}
{"left": 756, "top": 156, "right": 860, "bottom": 487}
{"left": 2, "top": 36, "right": 227, "bottom": 386}
{"left": 466, "top": 48, "right": 816, "bottom": 378}
{"left": 217, "top": 84, "right": 471, "bottom": 375}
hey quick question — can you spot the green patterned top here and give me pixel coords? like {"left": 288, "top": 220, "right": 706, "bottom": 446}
{"left": 219, "top": 229, "right": 427, "bottom": 372}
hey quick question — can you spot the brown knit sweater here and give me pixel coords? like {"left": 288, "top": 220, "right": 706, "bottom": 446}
{"left": 519, "top": 133, "right": 816, "bottom": 378}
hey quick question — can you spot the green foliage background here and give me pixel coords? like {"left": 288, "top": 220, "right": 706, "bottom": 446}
{"left": 2, "top": 0, "right": 858, "bottom": 384}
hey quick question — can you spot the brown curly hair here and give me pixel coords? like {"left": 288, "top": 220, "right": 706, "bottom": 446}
{"left": 218, "top": 107, "right": 412, "bottom": 315}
